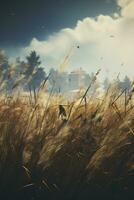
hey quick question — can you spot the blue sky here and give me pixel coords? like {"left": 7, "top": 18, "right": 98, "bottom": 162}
{"left": 1, "top": 0, "right": 134, "bottom": 80}
{"left": 0, "top": 0, "right": 117, "bottom": 47}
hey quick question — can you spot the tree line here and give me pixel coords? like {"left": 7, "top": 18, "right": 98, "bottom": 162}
{"left": 0, "top": 49, "right": 132, "bottom": 93}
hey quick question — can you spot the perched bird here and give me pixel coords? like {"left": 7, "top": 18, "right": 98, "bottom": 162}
{"left": 59, "top": 105, "right": 67, "bottom": 119}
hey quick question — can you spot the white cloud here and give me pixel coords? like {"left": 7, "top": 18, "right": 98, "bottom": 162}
{"left": 117, "top": 0, "right": 132, "bottom": 8}
{"left": 117, "top": 0, "right": 134, "bottom": 18}
{"left": 22, "top": 0, "right": 134, "bottom": 80}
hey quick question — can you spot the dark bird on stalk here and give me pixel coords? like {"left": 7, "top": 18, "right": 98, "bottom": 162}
{"left": 91, "top": 109, "right": 98, "bottom": 119}
{"left": 59, "top": 105, "right": 67, "bottom": 118}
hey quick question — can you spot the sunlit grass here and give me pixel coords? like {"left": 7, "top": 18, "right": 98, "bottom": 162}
{"left": 0, "top": 80, "right": 134, "bottom": 199}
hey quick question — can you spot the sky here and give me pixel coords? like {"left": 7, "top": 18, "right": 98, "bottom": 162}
{"left": 0, "top": 0, "right": 134, "bottom": 79}
{"left": 0, "top": 0, "right": 117, "bottom": 46}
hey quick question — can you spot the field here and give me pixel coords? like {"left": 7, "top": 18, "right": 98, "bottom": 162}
{"left": 0, "top": 79, "right": 134, "bottom": 200}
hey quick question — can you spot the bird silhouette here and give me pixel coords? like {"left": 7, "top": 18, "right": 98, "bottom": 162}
{"left": 59, "top": 105, "right": 67, "bottom": 118}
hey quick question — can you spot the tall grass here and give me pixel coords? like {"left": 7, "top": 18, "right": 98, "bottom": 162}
{"left": 0, "top": 81, "right": 134, "bottom": 200}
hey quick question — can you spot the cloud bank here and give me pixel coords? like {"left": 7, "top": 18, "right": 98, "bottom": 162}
{"left": 23, "top": 0, "right": 134, "bottom": 79}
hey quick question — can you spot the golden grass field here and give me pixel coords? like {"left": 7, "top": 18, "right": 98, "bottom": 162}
{"left": 0, "top": 80, "right": 134, "bottom": 200}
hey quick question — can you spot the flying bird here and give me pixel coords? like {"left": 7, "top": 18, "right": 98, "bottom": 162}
{"left": 110, "top": 35, "right": 115, "bottom": 38}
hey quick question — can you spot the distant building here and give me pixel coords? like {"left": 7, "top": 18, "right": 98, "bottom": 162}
{"left": 69, "top": 68, "right": 90, "bottom": 90}
{"left": 48, "top": 68, "right": 91, "bottom": 93}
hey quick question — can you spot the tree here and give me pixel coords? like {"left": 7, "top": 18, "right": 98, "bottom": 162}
{"left": 24, "top": 51, "right": 47, "bottom": 90}
{"left": 117, "top": 75, "right": 131, "bottom": 91}
{"left": 25, "top": 51, "right": 41, "bottom": 78}
{"left": 29, "top": 67, "right": 46, "bottom": 90}
{"left": 0, "top": 50, "right": 9, "bottom": 77}
{"left": 122, "top": 76, "right": 131, "bottom": 91}
{"left": 0, "top": 50, "right": 11, "bottom": 92}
